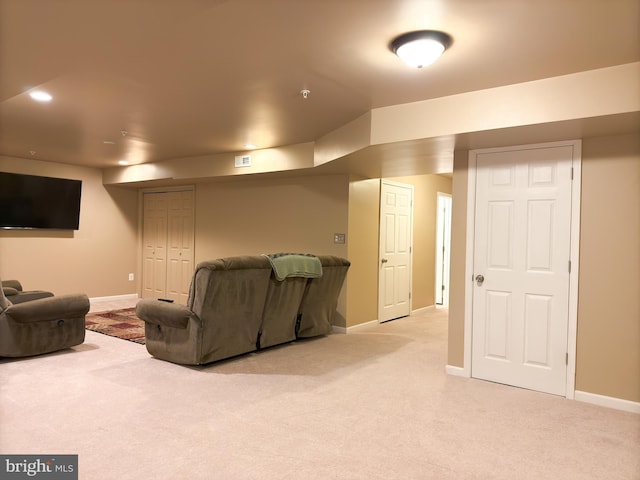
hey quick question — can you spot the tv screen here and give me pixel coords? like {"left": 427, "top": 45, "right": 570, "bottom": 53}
{"left": 0, "top": 172, "right": 82, "bottom": 230}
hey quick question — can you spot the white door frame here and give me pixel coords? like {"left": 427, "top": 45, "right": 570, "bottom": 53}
{"left": 462, "top": 140, "right": 581, "bottom": 399}
{"left": 435, "top": 192, "right": 452, "bottom": 306}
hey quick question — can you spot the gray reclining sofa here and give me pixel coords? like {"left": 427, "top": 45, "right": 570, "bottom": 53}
{"left": 0, "top": 278, "right": 90, "bottom": 357}
{"left": 135, "top": 254, "right": 350, "bottom": 365}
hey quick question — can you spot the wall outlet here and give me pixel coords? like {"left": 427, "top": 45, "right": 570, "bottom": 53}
{"left": 128, "top": 273, "right": 134, "bottom": 281}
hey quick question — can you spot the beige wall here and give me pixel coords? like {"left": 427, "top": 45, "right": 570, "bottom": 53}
{"left": 346, "top": 177, "right": 380, "bottom": 328}
{"left": 447, "top": 150, "right": 469, "bottom": 367}
{"left": 576, "top": 133, "right": 639, "bottom": 402}
{"left": 0, "top": 156, "right": 138, "bottom": 297}
{"left": 447, "top": 133, "right": 640, "bottom": 402}
{"left": 193, "top": 175, "right": 349, "bottom": 261}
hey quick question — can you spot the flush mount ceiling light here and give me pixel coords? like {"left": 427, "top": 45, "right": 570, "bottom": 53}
{"left": 390, "top": 30, "right": 452, "bottom": 68}
{"left": 29, "top": 90, "right": 52, "bottom": 102}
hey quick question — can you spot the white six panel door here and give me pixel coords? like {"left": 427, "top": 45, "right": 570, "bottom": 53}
{"left": 471, "top": 145, "right": 574, "bottom": 396}
{"left": 378, "top": 181, "right": 413, "bottom": 322}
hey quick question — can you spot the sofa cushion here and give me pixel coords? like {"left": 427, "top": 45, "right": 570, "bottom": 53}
{"left": 1, "top": 280, "right": 53, "bottom": 304}
{"left": 7, "top": 290, "right": 55, "bottom": 304}
{"left": 259, "top": 275, "right": 308, "bottom": 349}
{"left": 296, "top": 256, "right": 351, "bottom": 338}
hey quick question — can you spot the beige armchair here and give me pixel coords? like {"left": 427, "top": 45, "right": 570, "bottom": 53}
{"left": 0, "top": 278, "right": 90, "bottom": 358}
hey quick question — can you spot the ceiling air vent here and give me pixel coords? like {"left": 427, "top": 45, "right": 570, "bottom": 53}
{"left": 234, "top": 155, "right": 251, "bottom": 168}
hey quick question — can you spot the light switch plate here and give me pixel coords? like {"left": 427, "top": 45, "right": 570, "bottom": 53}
{"left": 333, "top": 233, "right": 346, "bottom": 244}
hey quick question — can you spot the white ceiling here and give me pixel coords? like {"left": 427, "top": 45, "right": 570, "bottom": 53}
{"left": 1, "top": 0, "right": 639, "bottom": 173}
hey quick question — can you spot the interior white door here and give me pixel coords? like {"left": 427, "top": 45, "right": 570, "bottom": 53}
{"left": 471, "top": 145, "right": 574, "bottom": 396}
{"left": 166, "top": 191, "right": 194, "bottom": 304}
{"left": 436, "top": 193, "right": 452, "bottom": 306}
{"left": 378, "top": 180, "right": 413, "bottom": 322}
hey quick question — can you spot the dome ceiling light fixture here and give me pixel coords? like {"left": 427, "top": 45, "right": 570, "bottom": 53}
{"left": 390, "top": 30, "right": 453, "bottom": 68}
{"left": 29, "top": 90, "right": 52, "bottom": 102}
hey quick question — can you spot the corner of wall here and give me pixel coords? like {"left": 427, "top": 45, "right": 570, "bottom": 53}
{"left": 447, "top": 150, "right": 469, "bottom": 367}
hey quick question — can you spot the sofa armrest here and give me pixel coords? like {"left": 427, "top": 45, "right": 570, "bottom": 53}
{"left": 1, "top": 279, "right": 23, "bottom": 292}
{"left": 136, "top": 299, "right": 195, "bottom": 329}
{"left": 6, "top": 294, "right": 90, "bottom": 324}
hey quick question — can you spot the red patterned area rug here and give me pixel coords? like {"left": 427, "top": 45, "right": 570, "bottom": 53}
{"left": 85, "top": 308, "right": 145, "bottom": 345}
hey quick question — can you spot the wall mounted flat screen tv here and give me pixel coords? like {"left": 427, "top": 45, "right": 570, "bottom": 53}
{"left": 0, "top": 172, "right": 82, "bottom": 230}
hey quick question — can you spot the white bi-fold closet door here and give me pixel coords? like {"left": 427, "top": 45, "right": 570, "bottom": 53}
{"left": 142, "top": 189, "right": 194, "bottom": 304}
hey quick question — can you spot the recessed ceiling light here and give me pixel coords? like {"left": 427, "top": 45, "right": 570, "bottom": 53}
{"left": 244, "top": 144, "right": 257, "bottom": 150}
{"left": 29, "top": 91, "right": 52, "bottom": 102}
{"left": 118, "top": 160, "right": 129, "bottom": 166}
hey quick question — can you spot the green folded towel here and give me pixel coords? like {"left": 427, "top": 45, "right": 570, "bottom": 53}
{"left": 263, "top": 253, "right": 323, "bottom": 281}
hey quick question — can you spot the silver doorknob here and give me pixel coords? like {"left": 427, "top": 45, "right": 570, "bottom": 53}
{"left": 475, "top": 274, "right": 484, "bottom": 286}
{"left": 381, "top": 258, "right": 388, "bottom": 264}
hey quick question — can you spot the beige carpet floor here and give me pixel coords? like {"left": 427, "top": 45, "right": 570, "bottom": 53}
{"left": 1, "top": 308, "right": 638, "bottom": 479}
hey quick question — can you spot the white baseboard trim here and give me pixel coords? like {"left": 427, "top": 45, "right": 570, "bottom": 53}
{"left": 332, "top": 319, "right": 379, "bottom": 334}
{"left": 445, "top": 365, "right": 468, "bottom": 377}
{"left": 89, "top": 293, "right": 139, "bottom": 303}
{"left": 332, "top": 306, "right": 443, "bottom": 334}
{"left": 574, "top": 390, "right": 640, "bottom": 414}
